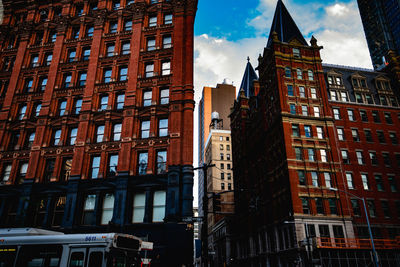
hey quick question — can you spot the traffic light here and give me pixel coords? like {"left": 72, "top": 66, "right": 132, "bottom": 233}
{"left": 213, "top": 193, "right": 222, "bottom": 212}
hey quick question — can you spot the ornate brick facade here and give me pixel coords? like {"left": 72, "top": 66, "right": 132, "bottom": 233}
{"left": 0, "top": 0, "right": 197, "bottom": 265}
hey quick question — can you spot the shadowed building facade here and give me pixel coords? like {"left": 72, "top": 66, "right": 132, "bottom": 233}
{"left": 0, "top": 0, "right": 197, "bottom": 265}
{"left": 230, "top": 1, "right": 400, "bottom": 266}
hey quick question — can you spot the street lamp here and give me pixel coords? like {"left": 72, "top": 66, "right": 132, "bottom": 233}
{"left": 328, "top": 187, "right": 380, "bottom": 267}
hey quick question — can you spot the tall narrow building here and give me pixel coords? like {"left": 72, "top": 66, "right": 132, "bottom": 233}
{"left": 357, "top": 0, "right": 400, "bottom": 68}
{"left": 230, "top": 1, "right": 400, "bottom": 266}
{"left": 0, "top": 0, "right": 197, "bottom": 265}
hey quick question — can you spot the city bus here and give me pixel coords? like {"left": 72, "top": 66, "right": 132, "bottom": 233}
{"left": 0, "top": 228, "right": 152, "bottom": 267}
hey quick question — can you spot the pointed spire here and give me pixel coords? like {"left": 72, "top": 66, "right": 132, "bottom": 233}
{"left": 267, "top": 0, "right": 308, "bottom": 48}
{"left": 238, "top": 58, "right": 259, "bottom": 99}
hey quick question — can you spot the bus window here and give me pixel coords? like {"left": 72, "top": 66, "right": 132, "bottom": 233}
{"left": 88, "top": 252, "right": 102, "bottom": 267}
{"left": 0, "top": 247, "right": 17, "bottom": 267}
{"left": 15, "top": 245, "right": 62, "bottom": 267}
{"left": 69, "top": 252, "right": 84, "bottom": 267}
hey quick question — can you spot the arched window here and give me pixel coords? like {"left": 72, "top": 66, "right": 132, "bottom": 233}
{"left": 308, "top": 70, "right": 314, "bottom": 81}
{"left": 285, "top": 67, "right": 291, "bottom": 78}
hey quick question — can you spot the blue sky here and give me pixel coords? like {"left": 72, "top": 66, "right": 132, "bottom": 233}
{"left": 192, "top": 0, "right": 372, "bottom": 206}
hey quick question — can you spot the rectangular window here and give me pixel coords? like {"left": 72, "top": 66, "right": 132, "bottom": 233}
{"left": 351, "top": 199, "right": 361, "bottom": 216}
{"left": 381, "top": 200, "right": 391, "bottom": 218}
{"left": 104, "top": 68, "right": 112, "bottom": 83}
{"left": 293, "top": 48, "right": 300, "bottom": 58}
{"left": 162, "top": 61, "right": 171, "bottom": 75}
{"left": 313, "top": 106, "right": 320, "bottom": 117}
{"left": 301, "top": 198, "right": 310, "bottom": 214}
{"left": 74, "top": 98, "right": 82, "bottom": 114}
{"left": 290, "top": 104, "right": 296, "bottom": 114}
{"left": 43, "top": 159, "right": 55, "bottom": 182}
{"left": 389, "top": 132, "right": 398, "bottom": 145}
{"left": 320, "top": 149, "right": 327, "bottom": 162}
{"left": 163, "top": 35, "right": 172, "bottom": 49}
{"left": 69, "top": 128, "right": 78, "bottom": 145}
{"left": 159, "top": 119, "right": 168, "bottom": 137}
{"left": 53, "top": 129, "right": 62, "bottom": 146}
{"left": 340, "top": 91, "right": 348, "bottom": 101}
{"left": 143, "top": 91, "right": 152, "bottom": 106}
{"left": 292, "top": 124, "right": 299, "bottom": 137}
{"left": 39, "top": 77, "right": 47, "bottom": 91}
{"left": 116, "top": 94, "right": 125, "bottom": 110}
{"left": 145, "top": 63, "right": 154, "bottom": 78}
{"left": 100, "top": 95, "right": 109, "bottom": 111}
{"left": 311, "top": 172, "right": 318, "bottom": 186}
{"left": 301, "top": 105, "right": 308, "bottom": 116}
{"left": 369, "top": 151, "right": 378, "bottom": 165}
{"left": 341, "top": 150, "right": 349, "bottom": 164}
{"left": 346, "top": 173, "right": 354, "bottom": 189}
{"left": 45, "top": 53, "right": 52, "bottom": 66}
{"left": 295, "top": 147, "right": 302, "bottom": 160}
{"left": 308, "top": 148, "right": 315, "bottom": 162}
{"left": 355, "top": 93, "right": 363, "bottom": 103}
{"left": 316, "top": 127, "right": 324, "bottom": 139}
{"left": 299, "top": 86, "right": 305, "bottom": 97}
{"left": 384, "top": 113, "right": 393, "bottom": 124}
{"left": 356, "top": 151, "right": 365, "bottom": 165}
{"left": 141, "top": 121, "right": 150, "bottom": 138}
{"left": 138, "top": 152, "right": 148, "bottom": 175}
{"left": 108, "top": 154, "right": 118, "bottom": 176}
{"left": 96, "top": 125, "right": 105, "bottom": 143}
{"left": 296, "top": 68, "right": 302, "bottom": 79}
{"left": 60, "top": 158, "right": 72, "bottom": 182}
{"left": 1, "top": 164, "right": 12, "bottom": 182}
{"left": 372, "top": 111, "right": 380, "bottom": 123}
{"left": 375, "top": 175, "right": 384, "bottom": 191}
{"left": 119, "top": 66, "right": 128, "bottom": 81}
{"left": 304, "top": 125, "right": 312, "bottom": 138}
{"left": 352, "top": 129, "right": 360, "bottom": 142}
{"left": 337, "top": 128, "right": 345, "bottom": 140}
{"left": 382, "top": 153, "right": 391, "bottom": 166}
{"left": 164, "top": 14, "right": 173, "bottom": 24}
{"left": 101, "top": 194, "right": 114, "bottom": 225}
{"left": 59, "top": 100, "right": 67, "bottom": 116}
{"left": 149, "top": 16, "right": 157, "bottom": 27}
{"left": 121, "top": 42, "right": 130, "bottom": 55}
{"left": 68, "top": 49, "right": 76, "bottom": 63}
{"left": 86, "top": 26, "right": 94, "bottom": 37}
{"left": 83, "top": 194, "right": 96, "bottom": 225}
{"left": 63, "top": 73, "right": 72, "bottom": 88}
{"left": 377, "top": 131, "right": 385, "bottom": 143}
{"left": 147, "top": 38, "right": 156, "bottom": 51}
{"left": 330, "top": 91, "right": 337, "bottom": 101}
{"left": 365, "top": 129, "right": 373, "bottom": 142}
{"left": 31, "top": 54, "right": 39, "bottom": 67}
{"left": 287, "top": 85, "right": 294, "bottom": 96}
{"left": 324, "top": 172, "right": 332, "bottom": 188}
{"left": 113, "top": 123, "right": 122, "bottom": 141}
{"left": 310, "top": 88, "right": 317, "bottom": 98}
{"left": 82, "top": 47, "right": 91, "bottom": 61}
{"left": 124, "top": 20, "right": 132, "bottom": 31}
{"left": 315, "top": 198, "right": 324, "bottom": 214}
{"left": 153, "top": 191, "right": 166, "bottom": 222}
{"left": 328, "top": 199, "right": 337, "bottom": 215}
{"left": 77, "top": 71, "right": 87, "bottom": 86}
{"left": 388, "top": 176, "right": 397, "bottom": 192}
{"left": 347, "top": 110, "right": 354, "bottom": 121}
{"left": 298, "top": 170, "right": 306, "bottom": 185}
{"left": 106, "top": 44, "right": 115, "bottom": 57}
{"left": 91, "top": 156, "right": 101, "bottom": 179}
{"left": 109, "top": 22, "right": 118, "bottom": 33}
{"left": 132, "top": 193, "right": 146, "bottom": 223}
{"left": 156, "top": 151, "right": 167, "bottom": 174}
{"left": 25, "top": 78, "right": 33, "bottom": 92}
{"left": 333, "top": 108, "right": 340, "bottom": 120}
{"left": 367, "top": 200, "right": 376, "bottom": 217}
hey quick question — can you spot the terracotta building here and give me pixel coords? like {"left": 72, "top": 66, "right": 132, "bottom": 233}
{"left": 0, "top": 0, "right": 197, "bottom": 265}
{"left": 230, "top": 1, "right": 400, "bottom": 266}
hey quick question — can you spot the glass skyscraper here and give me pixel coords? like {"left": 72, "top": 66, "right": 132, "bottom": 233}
{"left": 357, "top": 0, "right": 400, "bottom": 68}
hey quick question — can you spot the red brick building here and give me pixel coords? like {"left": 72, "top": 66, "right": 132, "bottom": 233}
{"left": 230, "top": 1, "right": 400, "bottom": 266}
{"left": 0, "top": 0, "right": 197, "bottom": 265}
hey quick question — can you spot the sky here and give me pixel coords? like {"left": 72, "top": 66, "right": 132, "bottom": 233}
{"left": 192, "top": 0, "right": 373, "bottom": 206}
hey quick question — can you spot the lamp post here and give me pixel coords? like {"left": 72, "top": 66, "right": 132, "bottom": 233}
{"left": 328, "top": 187, "right": 380, "bottom": 267}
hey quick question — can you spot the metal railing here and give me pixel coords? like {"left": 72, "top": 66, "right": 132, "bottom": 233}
{"left": 315, "top": 237, "right": 400, "bottom": 250}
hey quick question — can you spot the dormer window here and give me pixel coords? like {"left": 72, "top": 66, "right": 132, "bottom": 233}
{"left": 335, "top": 77, "right": 342, "bottom": 85}
{"left": 293, "top": 48, "right": 300, "bottom": 58}
{"left": 327, "top": 76, "right": 333, "bottom": 85}
{"left": 360, "top": 79, "right": 366, "bottom": 87}
{"left": 352, "top": 78, "right": 358, "bottom": 87}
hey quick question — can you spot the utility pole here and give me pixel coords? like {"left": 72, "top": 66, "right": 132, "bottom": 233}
{"left": 193, "top": 163, "right": 215, "bottom": 267}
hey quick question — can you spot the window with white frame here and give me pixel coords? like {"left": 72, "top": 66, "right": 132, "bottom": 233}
{"left": 347, "top": 110, "right": 354, "bottom": 121}
{"left": 152, "top": 191, "right": 166, "bottom": 222}
{"left": 101, "top": 194, "right": 114, "bottom": 225}
{"left": 346, "top": 173, "right": 354, "bottom": 189}
{"left": 313, "top": 106, "right": 320, "bottom": 117}
{"left": 324, "top": 172, "right": 331, "bottom": 188}
{"left": 337, "top": 128, "right": 345, "bottom": 141}
{"left": 361, "top": 174, "right": 369, "bottom": 190}
{"left": 356, "top": 151, "right": 364, "bottom": 165}
{"left": 320, "top": 149, "right": 327, "bottom": 162}
{"left": 316, "top": 127, "right": 324, "bottom": 139}
{"left": 310, "top": 88, "right": 317, "bottom": 98}
{"left": 132, "top": 193, "right": 146, "bottom": 223}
